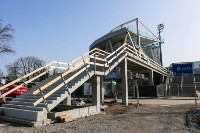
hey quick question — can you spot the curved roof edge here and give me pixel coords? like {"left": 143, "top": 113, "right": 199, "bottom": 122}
{"left": 89, "top": 27, "right": 127, "bottom": 50}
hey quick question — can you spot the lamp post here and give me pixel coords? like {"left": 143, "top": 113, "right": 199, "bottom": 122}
{"left": 157, "top": 24, "right": 164, "bottom": 66}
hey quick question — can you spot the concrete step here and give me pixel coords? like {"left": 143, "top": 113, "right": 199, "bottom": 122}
{"left": 20, "top": 88, "right": 68, "bottom": 96}
{"left": 0, "top": 107, "right": 46, "bottom": 121}
{"left": 26, "top": 80, "right": 77, "bottom": 94}
{"left": 11, "top": 97, "right": 58, "bottom": 102}
{"left": 2, "top": 104, "right": 45, "bottom": 111}
{"left": 6, "top": 101, "right": 52, "bottom": 107}
{"left": 17, "top": 93, "right": 63, "bottom": 99}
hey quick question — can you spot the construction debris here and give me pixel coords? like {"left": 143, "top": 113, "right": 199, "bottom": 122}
{"left": 57, "top": 115, "right": 73, "bottom": 122}
{"left": 100, "top": 105, "right": 108, "bottom": 111}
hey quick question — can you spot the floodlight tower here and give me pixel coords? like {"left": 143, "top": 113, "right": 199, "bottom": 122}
{"left": 158, "top": 23, "right": 164, "bottom": 66}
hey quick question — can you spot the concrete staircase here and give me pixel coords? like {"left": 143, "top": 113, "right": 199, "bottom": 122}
{"left": 0, "top": 67, "right": 94, "bottom": 121}
{"left": 0, "top": 43, "right": 167, "bottom": 124}
{"left": 0, "top": 51, "right": 125, "bottom": 122}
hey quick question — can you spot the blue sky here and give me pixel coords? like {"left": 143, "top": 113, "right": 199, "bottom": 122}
{"left": 0, "top": 0, "right": 200, "bottom": 74}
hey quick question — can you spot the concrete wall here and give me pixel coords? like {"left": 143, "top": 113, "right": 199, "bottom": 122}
{"left": 48, "top": 106, "right": 99, "bottom": 120}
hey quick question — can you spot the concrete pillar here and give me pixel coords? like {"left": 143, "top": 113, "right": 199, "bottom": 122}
{"left": 148, "top": 70, "right": 154, "bottom": 85}
{"left": 100, "top": 76, "right": 104, "bottom": 105}
{"left": 63, "top": 95, "right": 71, "bottom": 105}
{"left": 92, "top": 76, "right": 101, "bottom": 112}
{"left": 120, "top": 58, "right": 128, "bottom": 105}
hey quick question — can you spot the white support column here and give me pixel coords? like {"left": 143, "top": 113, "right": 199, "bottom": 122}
{"left": 120, "top": 58, "right": 128, "bottom": 105}
{"left": 92, "top": 76, "right": 101, "bottom": 112}
{"left": 148, "top": 70, "right": 154, "bottom": 85}
{"left": 100, "top": 76, "right": 105, "bottom": 105}
{"left": 63, "top": 95, "right": 71, "bottom": 105}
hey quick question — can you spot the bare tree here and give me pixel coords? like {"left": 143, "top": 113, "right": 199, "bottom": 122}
{"left": 6, "top": 56, "right": 47, "bottom": 81}
{"left": 0, "top": 20, "right": 15, "bottom": 55}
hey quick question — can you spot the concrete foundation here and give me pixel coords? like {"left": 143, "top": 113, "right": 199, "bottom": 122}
{"left": 48, "top": 105, "right": 99, "bottom": 120}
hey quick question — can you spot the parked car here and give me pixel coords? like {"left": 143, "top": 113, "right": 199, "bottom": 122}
{"left": 1, "top": 84, "right": 27, "bottom": 98}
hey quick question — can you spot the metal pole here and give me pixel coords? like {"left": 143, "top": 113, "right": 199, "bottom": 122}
{"left": 136, "top": 79, "right": 140, "bottom": 106}
{"left": 194, "top": 76, "right": 198, "bottom": 110}
{"left": 181, "top": 71, "right": 183, "bottom": 96}
{"left": 133, "top": 79, "right": 135, "bottom": 98}
{"left": 159, "top": 36, "right": 163, "bottom": 66}
{"left": 157, "top": 23, "right": 164, "bottom": 66}
{"left": 136, "top": 18, "right": 141, "bottom": 49}
{"left": 178, "top": 85, "right": 179, "bottom": 96}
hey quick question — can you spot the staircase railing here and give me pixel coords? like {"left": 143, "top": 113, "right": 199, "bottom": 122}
{"left": 0, "top": 61, "right": 73, "bottom": 98}
{"left": 0, "top": 43, "right": 167, "bottom": 107}
{"left": 32, "top": 48, "right": 110, "bottom": 106}
{"left": 33, "top": 43, "right": 167, "bottom": 106}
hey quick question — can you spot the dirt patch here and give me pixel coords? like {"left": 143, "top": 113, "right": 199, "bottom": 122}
{"left": 105, "top": 102, "right": 134, "bottom": 115}
{"left": 0, "top": 104, "right": 199, "bottom": 133}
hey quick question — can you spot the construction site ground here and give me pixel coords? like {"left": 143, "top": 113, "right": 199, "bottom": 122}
{"left": 0, "top": 97, "right": 200, "bottom": 133}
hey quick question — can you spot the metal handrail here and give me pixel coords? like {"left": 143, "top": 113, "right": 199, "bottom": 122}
{"left": 0, "top": 41, "right": 167, "bottom": 106}
{"left": 32, "top": 48, "right": 108, "bottom": 96}
{"left": 33, "top": 43, "right": 167, "bottom": 106}
{"left": 0, "top": 47, "right": 109, "bottom": 99}
{"left": 0, "top": 67, "right": 55, "bottom": 98}
{"left": 0, "top": 61, "right": 74, "bottom": 98}
{"left": 110, "top": 18, "right": 138, "bottom": 32}
{"left": 33, "top": 51, "right": 109, "bottom": 106}
{"left": 33, "top": 46, "right": 126, "bottom": 106}
{"left": 0, "top": 61, "right": 55, "bottom": 91}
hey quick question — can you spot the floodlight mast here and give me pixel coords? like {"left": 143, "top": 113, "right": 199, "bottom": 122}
{"left": 158, "top": 23, "right": 164, "bottom": 66}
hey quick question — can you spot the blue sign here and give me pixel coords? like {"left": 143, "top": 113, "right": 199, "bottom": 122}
{"left": 172, "top": 63, "right": 193, "bottom": 76}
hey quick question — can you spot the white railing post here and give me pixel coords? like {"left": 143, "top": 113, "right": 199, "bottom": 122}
{"left": 94, "top": 54, "right": 96, "bottom": 74}
{"left": 194, "top": 76, "right": 198, "bottom": 110}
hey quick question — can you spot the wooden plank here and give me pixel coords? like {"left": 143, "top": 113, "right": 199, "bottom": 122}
{"left": 33, "top": 58, "right": 90, "bottom": 95}
{"left": 57, "top": 115, "right": 73, "bottom": 122}
{"left": 33, "top": 65, "right": 89, "bottom": 106}
{"left": 0, "top": 67, "right": 55, "bottom": 98}
{"left": 0, "top": 61, "right": 55, "bottom": 91}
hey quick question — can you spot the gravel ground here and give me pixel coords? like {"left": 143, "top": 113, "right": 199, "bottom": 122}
{"left": 0, "top": 103, "right": 199, "bottom": 133}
